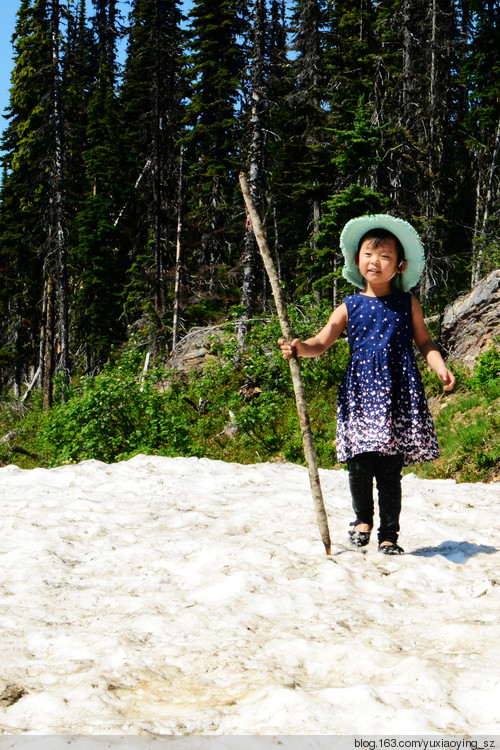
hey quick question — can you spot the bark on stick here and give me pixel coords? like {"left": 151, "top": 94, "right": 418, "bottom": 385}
{"left": 239, "top": 172, "right": 332, "bottom": 555}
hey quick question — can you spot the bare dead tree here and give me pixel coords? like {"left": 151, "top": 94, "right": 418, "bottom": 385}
{"left": 472, "top": 115, "right": 500, "bottom": 285}
{"left": 173, "top": 145, "right": 185, "bottom": 350}
{"left": 240, "top": 0, "right": 268, "bottom": 344}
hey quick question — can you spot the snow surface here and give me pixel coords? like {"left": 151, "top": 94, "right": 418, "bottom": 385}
{"left": 0, "top": 454, "right": 499, "bottom": 736}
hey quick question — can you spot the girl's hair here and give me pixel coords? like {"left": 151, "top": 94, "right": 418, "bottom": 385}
{"left": 356, "top": 228, "right": 406, "bottom": 292}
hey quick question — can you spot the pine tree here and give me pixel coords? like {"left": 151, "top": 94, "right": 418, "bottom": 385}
{"left": 48, "top": 0, "right": 70, "bottom": 391}
{"left": 0, "top": 0, "right": 55, "bottom": 398}
{"left": 182, "top": 0, "right": 248, "bottom": 319}
{"left": 71, "top": 0, "right": 126, "bottom": 373}
{"left": 120, "top": 0, "right": 184, "bottom": 344}
{"left": 62, "top": 0, "right": 94, "bottom": 234}
{"left": 419, "top": 0, "right": 461, "bottom": 301}
{"left": 263, "top": 0, "right": 291, "bottom": 290}
{"left": 375, "top": 0, "right": 462, "bottom": 301}
{"left": 286, "top": 0, "right": 332, "bottom": 299}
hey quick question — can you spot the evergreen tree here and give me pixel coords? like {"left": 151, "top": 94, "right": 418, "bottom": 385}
{"left": 71, "top": 0, "right": 126, "bottom": 373}
{"left": 62, "top": 0, "right": 94, "bottom": 240}
{"left": 47, "top": 0, "right": 70, "bottom": 395}
{"left": 0, "top": 0, "right": 55, "bottom": 397}
{"left": 376, "top": 0, "right": 461, "bottom": 301}
{"left": 182, "top": 0, "right": 248, "bottom": 319}
{"left": 326, "top": 0, "right": 377, "bottom": 117}
{"left": 120, "top": 0, "right": 184, "bottom": 343}
{"left": 1, "top": 0, "right": 500, "bottom": 401}
{"left": 263, "top": 0, "right": 291, "bottom": 290}
{"left": 419, "top": 0, "right": 461, "bottom": 301}
{"left": 286, "top": 0, "right": 332, "bottom": 299}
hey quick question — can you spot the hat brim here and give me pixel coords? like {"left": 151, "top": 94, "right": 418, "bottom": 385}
{"left": 340, "top": 214, "right": 425, "bottom": 291}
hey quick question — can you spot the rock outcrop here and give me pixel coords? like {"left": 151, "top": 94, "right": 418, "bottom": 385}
{"left": 167, "top": 325, "right": 229, "bottom": 372}
{"left": 440, "top": 269, "right": 500, "bottom": 366}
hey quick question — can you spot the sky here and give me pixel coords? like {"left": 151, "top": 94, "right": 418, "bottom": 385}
{"left": 0, "top": 0, "right": 19, "bottom": 133}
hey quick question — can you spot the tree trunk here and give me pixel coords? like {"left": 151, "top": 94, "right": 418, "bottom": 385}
{"left": 472, "top": 115, "right": 500, "bottom": 286}
{"left": 240, "top": 0, "right": 267, "bottom": 342}
{"left": 173, "top": 146, "right": 185, "bottom": 350}
{"left": 312, "top": 196, "right": 321, "bottom": 302}
{"left": 420, "top": 0, "right": 440, "bottom": 301}
{"left": 50, "top": 0, "right": 69, "bottom": 383}
{"left": 153, "top": 13, "right": 166, "bottom": 320}
{"left": 40, "top": 275, "right": 55, "bottom": 411}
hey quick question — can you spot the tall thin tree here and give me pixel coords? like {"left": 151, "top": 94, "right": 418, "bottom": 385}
{"left": 182, "top": 0, "right": 247, "bottom": 309}
{"left": 120, "top": 0, "right": 184, "bottom": 342}
{"left": 240, "top": 0, "right": 268, "bottom": 340}
{"left": 48, "top": 0, "right": 70, "bottom": 388}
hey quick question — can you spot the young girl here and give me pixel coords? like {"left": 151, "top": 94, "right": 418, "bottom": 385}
{"left": 279, "top": 214, "right": 455, "bottom": 554}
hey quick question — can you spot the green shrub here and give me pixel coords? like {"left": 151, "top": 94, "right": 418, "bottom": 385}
{"left": 470, "top": 341, "right": 500, "bottom": 390}
{"left": 38, "top": 351, "right": 199, "bottom": 465}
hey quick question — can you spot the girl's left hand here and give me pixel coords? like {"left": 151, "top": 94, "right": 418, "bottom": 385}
{"left": 437, "top": 367, "right": 456, "bottom": 391}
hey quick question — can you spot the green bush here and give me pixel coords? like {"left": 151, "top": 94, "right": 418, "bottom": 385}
{"left": 38, "top": 349, "right": 199, "bottom": 465}
{"left": 470, "top": 341, "right": 500, "bottom": 390}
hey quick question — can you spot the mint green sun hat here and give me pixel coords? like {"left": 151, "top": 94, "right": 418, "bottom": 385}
{"left": 340, "top": 214, "right": 425, "bottom": 291}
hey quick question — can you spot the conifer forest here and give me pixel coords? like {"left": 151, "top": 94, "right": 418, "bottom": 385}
{"left": 0, "top": 0, "right": 499, "bottom": 406}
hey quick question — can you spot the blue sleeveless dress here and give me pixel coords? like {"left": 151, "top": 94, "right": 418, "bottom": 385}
{"left": 336, "top": 292, "right": 439, "bottom": 467}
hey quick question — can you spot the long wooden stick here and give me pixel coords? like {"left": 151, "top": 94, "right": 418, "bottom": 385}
{"left": 239, "top": 173, "right": 332, "bottom": 555}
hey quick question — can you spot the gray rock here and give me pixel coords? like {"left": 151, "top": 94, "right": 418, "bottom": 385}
{"left": 440, "top": 269, "right": 500, "bottom": 366}
{"left": 167, "top": 325, "right": 230, "bottom": 372}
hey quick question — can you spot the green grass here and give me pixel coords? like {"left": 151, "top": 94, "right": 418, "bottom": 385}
{"left": 411, "top": 380, "right": 500, "bottom": 483}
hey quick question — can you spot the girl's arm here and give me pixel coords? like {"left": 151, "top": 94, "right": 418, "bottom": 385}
{"left": 411, "top": 296, "right": 455, "bottom": 391}
{"left": 279, "top": 303, "right": 348, "bottom": 359}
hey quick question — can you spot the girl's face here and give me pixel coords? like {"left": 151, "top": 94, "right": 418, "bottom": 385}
{"left": 356, "top": 237, "right": 406, "bottom": 290}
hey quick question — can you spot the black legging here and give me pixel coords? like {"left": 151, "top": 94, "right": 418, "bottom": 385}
{"left": 346, "top": 451, "right": 404, "bottom": 545}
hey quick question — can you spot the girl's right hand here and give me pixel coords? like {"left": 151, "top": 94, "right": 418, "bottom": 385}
{"left": 278, "top": 338, "right": 301, "bottom": 359}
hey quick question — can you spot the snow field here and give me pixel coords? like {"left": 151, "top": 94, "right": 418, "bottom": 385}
{"left": 0, "top": 455, "right": 499, "bottom": 735}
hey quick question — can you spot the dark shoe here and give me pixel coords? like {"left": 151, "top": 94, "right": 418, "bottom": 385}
{"left": 348, "top": 522, "right": 371, "bottom": 548}
{"left": 378, "top": 542, "right": 404, "bottom": 555}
